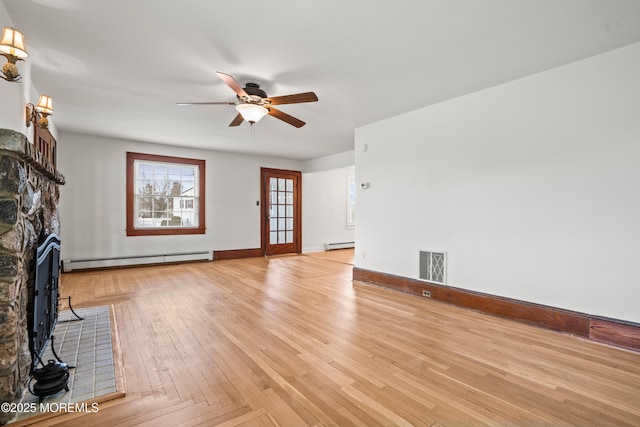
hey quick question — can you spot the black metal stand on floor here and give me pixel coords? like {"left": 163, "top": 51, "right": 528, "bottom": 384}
{"left": 46, "top": 296, "right": 83, "bottom": 369}
{"left": 67, "top": 296, "right": 84, "bottom": 320}
{"left": 34, "top": 295, "right": 83, "bottom": 370}
{"left": 50, "top": 335, "right": 74, "bottom": 369}
{"left": 59, "top": 296, "right": 84, "bottom": 322}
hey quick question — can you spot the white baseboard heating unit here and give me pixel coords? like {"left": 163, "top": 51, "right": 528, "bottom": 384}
{"left": 62, "top": 251, "right": 212, "bottom": 272}
{"left": 324, "top": 241, "right": 355, "bottom": 251}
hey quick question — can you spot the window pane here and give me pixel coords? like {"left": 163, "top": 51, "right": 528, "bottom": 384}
{"left": 278, "top": 231, "right": 285, "bottom": 243}
{"left": 285, "top": 218, "right": 293, "bottom": 230}
{"left": 278, "top": 178, "right": 285, "bottom": 190}
{"left": 278, "top": 205, "right": 286, "bottom": 217}
{"left": 139, "top": 181, "right": 153, "bottom": 195}
{"left": 270, "top": 205, "right": 277, "bottom": 217}
{"left": 138, "top": 196, "right": 153, "bottom": 212}
{"left": 286, "top": 205, "right": 293, "bottom": 217}
{"left": 347, "top": 176, "right": 356, "bottom": 228}
{"left": 271, "top": 191, "right": 278, "bottom": 204}
{"left": 167, "top": 167, "right": 181, "bottom": 181}
{"left": 153, "top": 165, "right": 167, "bottom": 178}
{"left": 270, "top": 177, "right": 277, "bottom": 191}
{"left": 191, "top": 203, "right": 199, "bottom": 225}
{"left": 285, "top": 192, "right": 293, "bottom": 205}
{"left": 137, "top": 217, "right": 153, "bottom": 227}
{"left": 285, "top": 231, "right": 293, "bottom": 243}
{"left": 138, "top": 163, "right": 153, "bottom": 178}
{"left": 270, "top": 218, "right": 277, "bottom": 231}
{"left": 270, "top": 231, "right": 278, "bottom": 244}
{"left": 277, "top": 192, "right": 285, "bottom": 204}
{"left": 285, "top": 179, "right": 293, "bottom": 192}
{"left": 131, "top": 157, "right": 202, "bottom": 230}
{"left": 278, "top": 218, "right": 285, "bottom": 231}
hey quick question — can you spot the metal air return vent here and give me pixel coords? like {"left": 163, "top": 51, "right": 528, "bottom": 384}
{"left": 419, "top": 250, "right": 447, "bottom": 284}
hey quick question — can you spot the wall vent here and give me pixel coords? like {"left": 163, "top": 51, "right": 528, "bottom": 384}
{"left": 419, "top": 251, "right": 447, "bottom": 284}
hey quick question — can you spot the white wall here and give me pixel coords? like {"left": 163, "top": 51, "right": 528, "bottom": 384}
{"left": 301, "top": 150, "right": 354, "bottom": 173}
{"left": 0, "top": 4, "right": 58, "bottom": 140}
{"left": 57, "top": 132, "right": 300, "bottom": 260}
{"left": 0, "top": 4, "right": 30, "bottom": 136}
{"left": 302, "top": 164, "right": 355, "bottom": 253}
{"left": 355, "top": 42, "right": 640, "bottom": 324}
{"left": 0, "top": 3, "right": 22, "bottom": 130}
{"left": 301, "top": 150, "right": 355, "bottom": 253}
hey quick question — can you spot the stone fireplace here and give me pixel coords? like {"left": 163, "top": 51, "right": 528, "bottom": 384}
{"left": 0, "top": 129, "right": 64, "bottom": 424}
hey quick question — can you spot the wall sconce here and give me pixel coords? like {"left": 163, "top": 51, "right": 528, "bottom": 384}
{"left": 0, "top": 27, "right": 29, "bottom": 82}
{"left": 26, "top": 95, "right": 54, "bottom": 129}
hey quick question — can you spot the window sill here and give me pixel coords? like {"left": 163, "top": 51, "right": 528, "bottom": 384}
{"left": 126, "top": 227, "right": 206, "bottom": 236}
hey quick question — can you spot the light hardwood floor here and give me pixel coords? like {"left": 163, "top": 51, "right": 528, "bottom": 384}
{"left": 29, "top": 250, "right": 640, "bottom": 426}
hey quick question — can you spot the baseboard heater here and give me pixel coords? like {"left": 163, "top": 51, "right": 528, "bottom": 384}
{"left": 324, "top": 241, "right": 355, "bottom": 251}
{"left": 62, "top": 251, "right": 212, "bottom": 272}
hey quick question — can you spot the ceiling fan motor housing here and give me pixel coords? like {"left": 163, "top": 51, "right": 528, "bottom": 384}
{"left": 241, "top": 82, "right": 267, "bottom": 100}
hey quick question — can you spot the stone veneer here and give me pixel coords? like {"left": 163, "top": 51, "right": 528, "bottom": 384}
{"left": 0, "top": 129, "right": 65, "bottom": 424}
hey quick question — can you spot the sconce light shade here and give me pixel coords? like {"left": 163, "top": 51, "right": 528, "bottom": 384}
{"left": 1, "top": 27, "right": 28, "bottom": 82}
{"left": 236, "top": 103, "right": 268, "bottom": 124}
{"left": 26, "top": 95, "right": 54, "bottom": 129}
{"left": 35, "top": 94, "right": 54, "bottom": 115}
{"left": 0, "top": 27, "right": 29, "bottom": 59}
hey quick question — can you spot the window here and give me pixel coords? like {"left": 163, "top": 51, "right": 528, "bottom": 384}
{"left": 347, "top": 174, "right": 356, "bottom": 229}
{"left": 126, "top": 152, "right": 205, "bottom": 236}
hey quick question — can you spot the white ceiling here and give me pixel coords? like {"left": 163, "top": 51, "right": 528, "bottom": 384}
{"left": 4, "top": 0, "right": 640, "bottom": 160}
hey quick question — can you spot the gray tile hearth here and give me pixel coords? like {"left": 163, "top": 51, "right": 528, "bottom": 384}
{"left": 11, "top": 306, "right": 116, "bottom": 423}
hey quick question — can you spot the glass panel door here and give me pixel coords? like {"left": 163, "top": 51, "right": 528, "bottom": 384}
{"left": 269, "top": 177, "right": 295, "bottom": 244}
{"left": 262, "top": 169, "right": 301, "bottom": 255}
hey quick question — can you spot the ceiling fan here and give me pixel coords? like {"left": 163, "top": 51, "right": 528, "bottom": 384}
{"left": 177, "top": 71, "right": 318, "bottom": 128}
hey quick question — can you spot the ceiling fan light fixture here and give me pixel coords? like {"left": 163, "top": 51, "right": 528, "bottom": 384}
{"left": 236, "top": 103, "right": 268, "bottom": 124}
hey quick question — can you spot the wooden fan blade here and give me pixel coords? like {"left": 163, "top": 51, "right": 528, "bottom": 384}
{"left": 268, "top": 107, "right": 306, "bottom": 128}
{"left": 176, "top": 102, "right": 236, "bottom": 106}
{"left": 229, "top": 113, "right": 244, "bottom": 127}
{"left": 216, "top": 71, "right": 249, "bottom": 99}
{"left": 266, "top": 92, "right": 318, "bottom": 105}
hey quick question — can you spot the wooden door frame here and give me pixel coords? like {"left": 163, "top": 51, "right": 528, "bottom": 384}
{"left": 260, "top": 167, "right": 302, "bottom": 256}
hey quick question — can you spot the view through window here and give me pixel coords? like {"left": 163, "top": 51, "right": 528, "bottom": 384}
{"left": 347, "top": 174, "right": 356, "bottom": 229}
{"left": 126, "top": 152, "right": 205, "bottom": 236}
